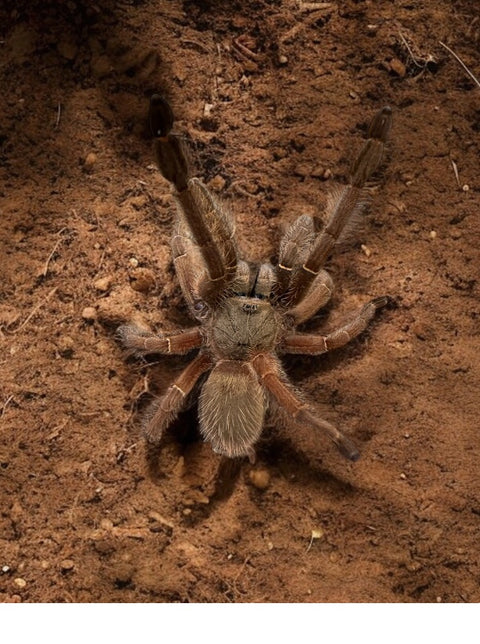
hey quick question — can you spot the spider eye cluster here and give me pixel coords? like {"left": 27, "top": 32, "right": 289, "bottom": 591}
{"left": 241, "top": 302, "right": 258, "bottom": 314}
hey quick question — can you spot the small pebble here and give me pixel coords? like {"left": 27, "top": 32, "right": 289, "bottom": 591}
{"left": 208, "top": 174, "right": 226, "bottom": 192}
{"left": 400, "top": 472, "right": 407, "bottom": 480}
{"left": 322, "top": 168, "right": 332, "bottom": 180}
{"left": 13, "top": 578, "right": 26, "bottom": 588}
{"left": 57, "top": 335, "right": 74, "bottom": 358}
{"left": 81, "top": 306, "right": 97, "bottom": 322}
{"left": 429, "top": 230, "right": 437, "bottom": 239}
{"left": 112, "top": 562, "right": 135, "bottom": 584}
{"left": 293, "top": 164, "right": 310, "bottom": 178}
{"left": 389, "top": 58, "right": 406, "bottom": 77}
{"left": 94, "top": 276, "right": 113, "bottom": 292}
{"left": 57, "top": 40, "right": 78, "bottom": 61}
{"left": 249, "top": 468, "right": 270, "bottom": 490}
{"left": 147, "top": 512, "right": 174, "bottom": 530}
{"left": 2, "top": 565, "right": 10, "bottom": 573}
{"left": 311, "top": 528, "right": 324, "bottom": 540}
{"left": 60, "top": 559, "right": 75, "bottom": 571}
{"left": 90, "top": 54, "right": 111, "bottom": 78}
{"left": 401, "top": 172, "right": 415, "bottom": 183}
{"left": 100, "top": 518, "right": 114, "bottom": 530}
{"left": 406, "top": 560, "right": 422, "bottom": 572}
{"left": 462, "top": 184, "right": 469, "bottom": 192}
{"left": 129, "top": 267, "right": 156, "bottom": 293}
{"left": 361, "top": 244, "right": 372, "bottom": 257}
{"left": 84, "top": 152, "right": 97, "bottom": 171}
{"left": 203, "top": 102, "right": 214, "bottom": 117}
{"left": 278, "top": 54, "right": 288, "bottom": 65}
{"left": 94, "top": 540, "right": 115, "bottom": 555}
{"left": 129, "top": 257, "right": 139, "bottom": 268}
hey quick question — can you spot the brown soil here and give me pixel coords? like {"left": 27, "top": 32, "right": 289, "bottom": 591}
{"left": 1, "top": 0, "right": 479, "bottom": 603}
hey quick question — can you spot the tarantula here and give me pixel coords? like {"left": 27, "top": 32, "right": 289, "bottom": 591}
{"left": 119, "top": 96, "right": 392, "bottom": 463}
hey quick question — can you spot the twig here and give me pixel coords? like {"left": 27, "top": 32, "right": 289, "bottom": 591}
{"left": 232, "top": 37, "right": 262, "bottom": 62}
{"left": 230, "top": 180, "right": 258, "bottom": 198}
{"left": 299, "top": 2, "right": 334, "bottom": 10}
{"left": 94, "top": 247, "right": 107, "bottom": 275}
{"left": 306, "top": 528, "right": 324, "bottom": 552}
{"left": 1, "top": 394, "right": 14, "bottom": 418}
{"left": 398, "top": 30, "right": 424, "bottom": 69}
{"left": 232, "top": 556, "right": 250, "bottom": 596}
{"left": 43, "top": 227, "right": 68, "bottom": 276}
{"left": 180, "top": 39, "right": 212, "bottom": 55}
{"left": 306, "top": 533, "right": 315, "bottom": 553}
{"left": 47, "top": 419, "right": 69, "bottom": 440}
{"left": 280, "top": 9, "right": 332, "bottom": 44}
{"left": 12, "top": 287, "right": 58, "bottom": 333}
{"left": 450, "top": 159, "right": 460, "bottom": 188}
{"left": 440, "top": 41, "right": 480, "bottom": 89}
{"left": 55, "top": 103, "right": 62, "bottom": 128}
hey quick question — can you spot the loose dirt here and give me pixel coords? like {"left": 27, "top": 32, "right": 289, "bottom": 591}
{"left": 1, "top": 0, "right": 479, "bottom": 602}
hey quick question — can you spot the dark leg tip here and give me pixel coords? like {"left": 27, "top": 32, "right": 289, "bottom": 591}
{"left": 371, "top": 295, "right": 391, "bottom": 310}
{"left": 368, "top": 106, "right": 393, "bottom": 141}
{"left": 338, "top": 438, "right": 361, "bottom": 462}
{"left": 149, "top": 94, "right": 174, "bottom": 138}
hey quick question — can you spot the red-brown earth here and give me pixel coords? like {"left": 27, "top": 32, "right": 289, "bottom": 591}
{"left": 1, "top": 0, "right": 479, "bottom": 602}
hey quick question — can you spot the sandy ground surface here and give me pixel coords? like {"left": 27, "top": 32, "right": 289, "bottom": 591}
{"left": 1, "top": 0, "right": 479, "bottom": 603}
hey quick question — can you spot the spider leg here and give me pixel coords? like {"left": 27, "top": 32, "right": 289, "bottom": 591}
{"left": 252, "top": 353, "right": 359, "bottom": 461}
{"left": 143, "top": 352, "right": 212, "bottom": 443}
{"left": 283, "top": 296, "right": 388, "bottom": 355}
{"left": 150, "top": 97, "right": 238, "bottom": 303}
{"left": 171, "top": 232, "right": 211, "bottom": 319}
{"left": 285, "top": 269, "right": 333, "bottom": 325}
{"left": 287, "top": 106, "right": 392, "bottom": 308}
{"left": 117, "top": 325, "right": 202, "bottom": 357}
{"left": 175, "top": 179, "right": 238, "bottom": 301}
{"left": 277, "top": 214, "right": 315, "bottom": 295}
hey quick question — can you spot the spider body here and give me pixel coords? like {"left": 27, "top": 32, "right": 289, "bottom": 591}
{"left": 119, "top": 97, "right": 392, "bottom": 464}
{"left": 210, "top": 296, "right": 279, "bottom": 359}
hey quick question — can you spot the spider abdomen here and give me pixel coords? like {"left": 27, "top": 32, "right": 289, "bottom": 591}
{"left": 198, "top": 361, "right": 265, "bottom": 458}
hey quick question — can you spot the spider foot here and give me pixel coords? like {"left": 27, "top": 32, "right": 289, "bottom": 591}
{"left": 335, "top": 436, "right": 360, "bottom": 462}
{"left": 149, "top": 94, "right": 174, "bottom": 137}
